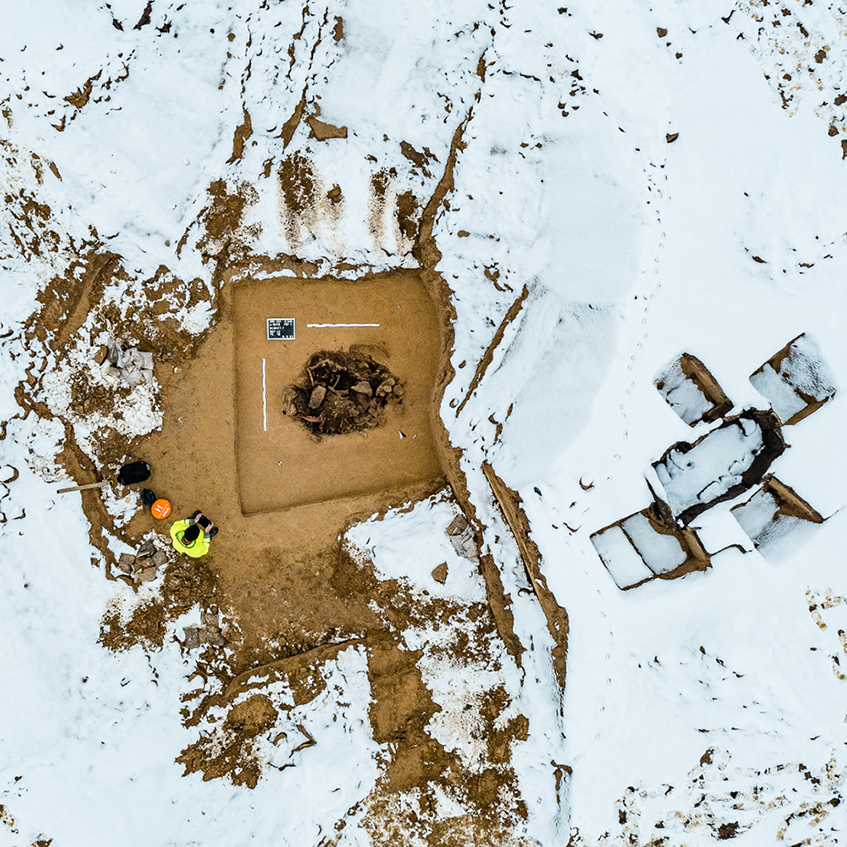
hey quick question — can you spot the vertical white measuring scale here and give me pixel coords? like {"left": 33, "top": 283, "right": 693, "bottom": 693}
{"left": 265, "top": 318, "right": 295, "bottom": 434}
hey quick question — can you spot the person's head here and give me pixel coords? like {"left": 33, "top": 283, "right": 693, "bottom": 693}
{"left": 183, "top": 523, "right": 200, "bottom": 544}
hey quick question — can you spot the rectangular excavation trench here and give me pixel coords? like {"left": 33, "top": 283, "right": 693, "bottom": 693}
{"left": 233, "top": 273, "right": 444, "bottom": 515}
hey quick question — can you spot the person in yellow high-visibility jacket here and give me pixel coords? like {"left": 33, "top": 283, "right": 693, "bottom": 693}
{"left": 170, "top": 510, "right": 216, "bottom": 558}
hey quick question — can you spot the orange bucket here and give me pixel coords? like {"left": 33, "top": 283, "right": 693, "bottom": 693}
{"left": 151, "top": 499, "right": 172, "bottom": 520}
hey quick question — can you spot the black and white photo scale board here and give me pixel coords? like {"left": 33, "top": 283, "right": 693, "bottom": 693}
{"left": 267, "top": 318, "right": 296, "bottom": 340}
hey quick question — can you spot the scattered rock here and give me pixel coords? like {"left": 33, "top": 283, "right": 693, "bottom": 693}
{"left": 450, "top": 533, "right": 479, "bottom": 559}
{"left": 182, "top": 611, "right": 227, "bottom": 649}
{"left": 136, "top": 539, "right": 156, "bottom": 560}
{"left": 309, "top": 385, "right": 327, "bottom": 409}
{"left": 432, "top": 563, "right": 448, "bottom": 584}
{"left": 134, "top": 566, "right": 158, "bottom": 584}
{"left": 93, "top": 345, "right": 108, "bottom": 365}
{"left": 352, "top": 381, "right": 373, "bottom": 397}
{"left": 101, "top": 337, "right": 155, "bottom": 388}
{"left": 288, "top": 350, "right": 404, "bottom": 436}
{"left": 117, "top": 553, "right": 135, "bottom": 574}
{"left": 201, "top": 609, "right": 219, "bottom": 629}
{"left": 106, "top": 338, "right": 120, "bottom": 366}
{"left": 183, "top": 625, "right": 202, "bottom": 650}
{"left": 446, "top": 514, "right": 469, "bottom": 536}
{"left": 118, "top": 543, "right": 168, "bottom": 585}
{"left": 446, "top": 514, "right": 478, "bottom": 559}
{"left": 282, "top": 387, "right": 299, "bottom": 417}
{"left": 206, "top": 629, "right": 227, "bottom": 647}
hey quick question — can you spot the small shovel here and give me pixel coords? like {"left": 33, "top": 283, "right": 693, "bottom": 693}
{"left": 57, "top": 461, "right": 151, "bottom": 494}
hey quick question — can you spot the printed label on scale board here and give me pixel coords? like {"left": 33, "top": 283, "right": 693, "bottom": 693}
{"left": 267, "top": 318, "right": 295, "bottom": 340}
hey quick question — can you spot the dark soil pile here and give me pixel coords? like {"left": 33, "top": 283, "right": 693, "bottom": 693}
{"left": 285, "top": 349, "right": 404, "bottom": 435}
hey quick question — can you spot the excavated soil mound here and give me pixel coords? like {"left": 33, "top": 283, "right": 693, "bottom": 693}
{"left": 286, "top": 350, "right": 404, "bottom": 436}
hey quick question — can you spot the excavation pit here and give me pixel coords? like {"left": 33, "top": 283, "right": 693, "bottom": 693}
{"left": 232, "top": 274, "right": 443, "bottom": 515}
{"left": 285, "top": 349, "right": 404, "bottom": 436}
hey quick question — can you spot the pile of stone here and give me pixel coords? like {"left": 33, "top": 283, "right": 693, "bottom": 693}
{"left": 182, "top": 609, "right": 227, "bottom": 650}
{"left": 285, "top": 350, "right": 404, "bottom": 435}
{"left": 116, "top": 538, "right": 168, "bottom": 584}
{"left": 94, "top": 337, "right": 155, "bottom": 388}
{"left": 446, "top": 513, "right": 478, "bottom": 559}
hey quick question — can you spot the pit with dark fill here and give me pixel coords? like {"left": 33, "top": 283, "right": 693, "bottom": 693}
{"left": 285, "top": 349, "right": 404, "bottom": 436}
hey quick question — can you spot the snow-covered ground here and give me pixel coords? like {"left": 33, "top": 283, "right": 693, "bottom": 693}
{"left": 3, "top": 0, "right": 847, "bottom": 844}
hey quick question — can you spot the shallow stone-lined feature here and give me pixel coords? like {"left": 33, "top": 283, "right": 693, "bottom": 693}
{"left": 653, "top": 409, "right": 785, "bottom": 525}
{"left": 732, "top": 475, "right": 824, "bottom": 551}
{"left": 591, "top": 501, "right": 710, "bottom": 591}
{"left": 286, "top": 349, "right": 404, "bottom": 436}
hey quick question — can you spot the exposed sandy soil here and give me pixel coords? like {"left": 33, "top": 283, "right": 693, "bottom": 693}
{"left": 232, "top": 273, "right": 443, "bottom": 514}
{"left": 11, "top": 116, "right": 549, "bottom": 840}
{"left": 14, "top": 253, "right": 534, "bottom": 840}
{"left": 121, "top": 273, "right": 529, "bottom": 830}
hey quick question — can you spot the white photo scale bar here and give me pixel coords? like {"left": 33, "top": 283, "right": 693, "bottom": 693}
{"left": 262, "top": 358, "right": 267, "bottom": 432}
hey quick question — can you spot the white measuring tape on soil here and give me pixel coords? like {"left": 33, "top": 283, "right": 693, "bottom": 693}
{"left": 262, "top": 358, "right": 267, "bottom": 432}
{"left": 306, "top": 323, "right": 381, "bottom": 328}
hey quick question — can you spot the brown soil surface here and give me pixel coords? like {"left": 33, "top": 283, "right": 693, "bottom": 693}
{"left": 12, "top": 87, "right": 543, "bottom": 833}
{"left": 483, "top": 461, "right": 569, "bottom": 690}
{"left": 232, "top": 273, "right": 442, "bottom": 514}
{"left": 84, "top": 263, "right": 531, "bottom": 823}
